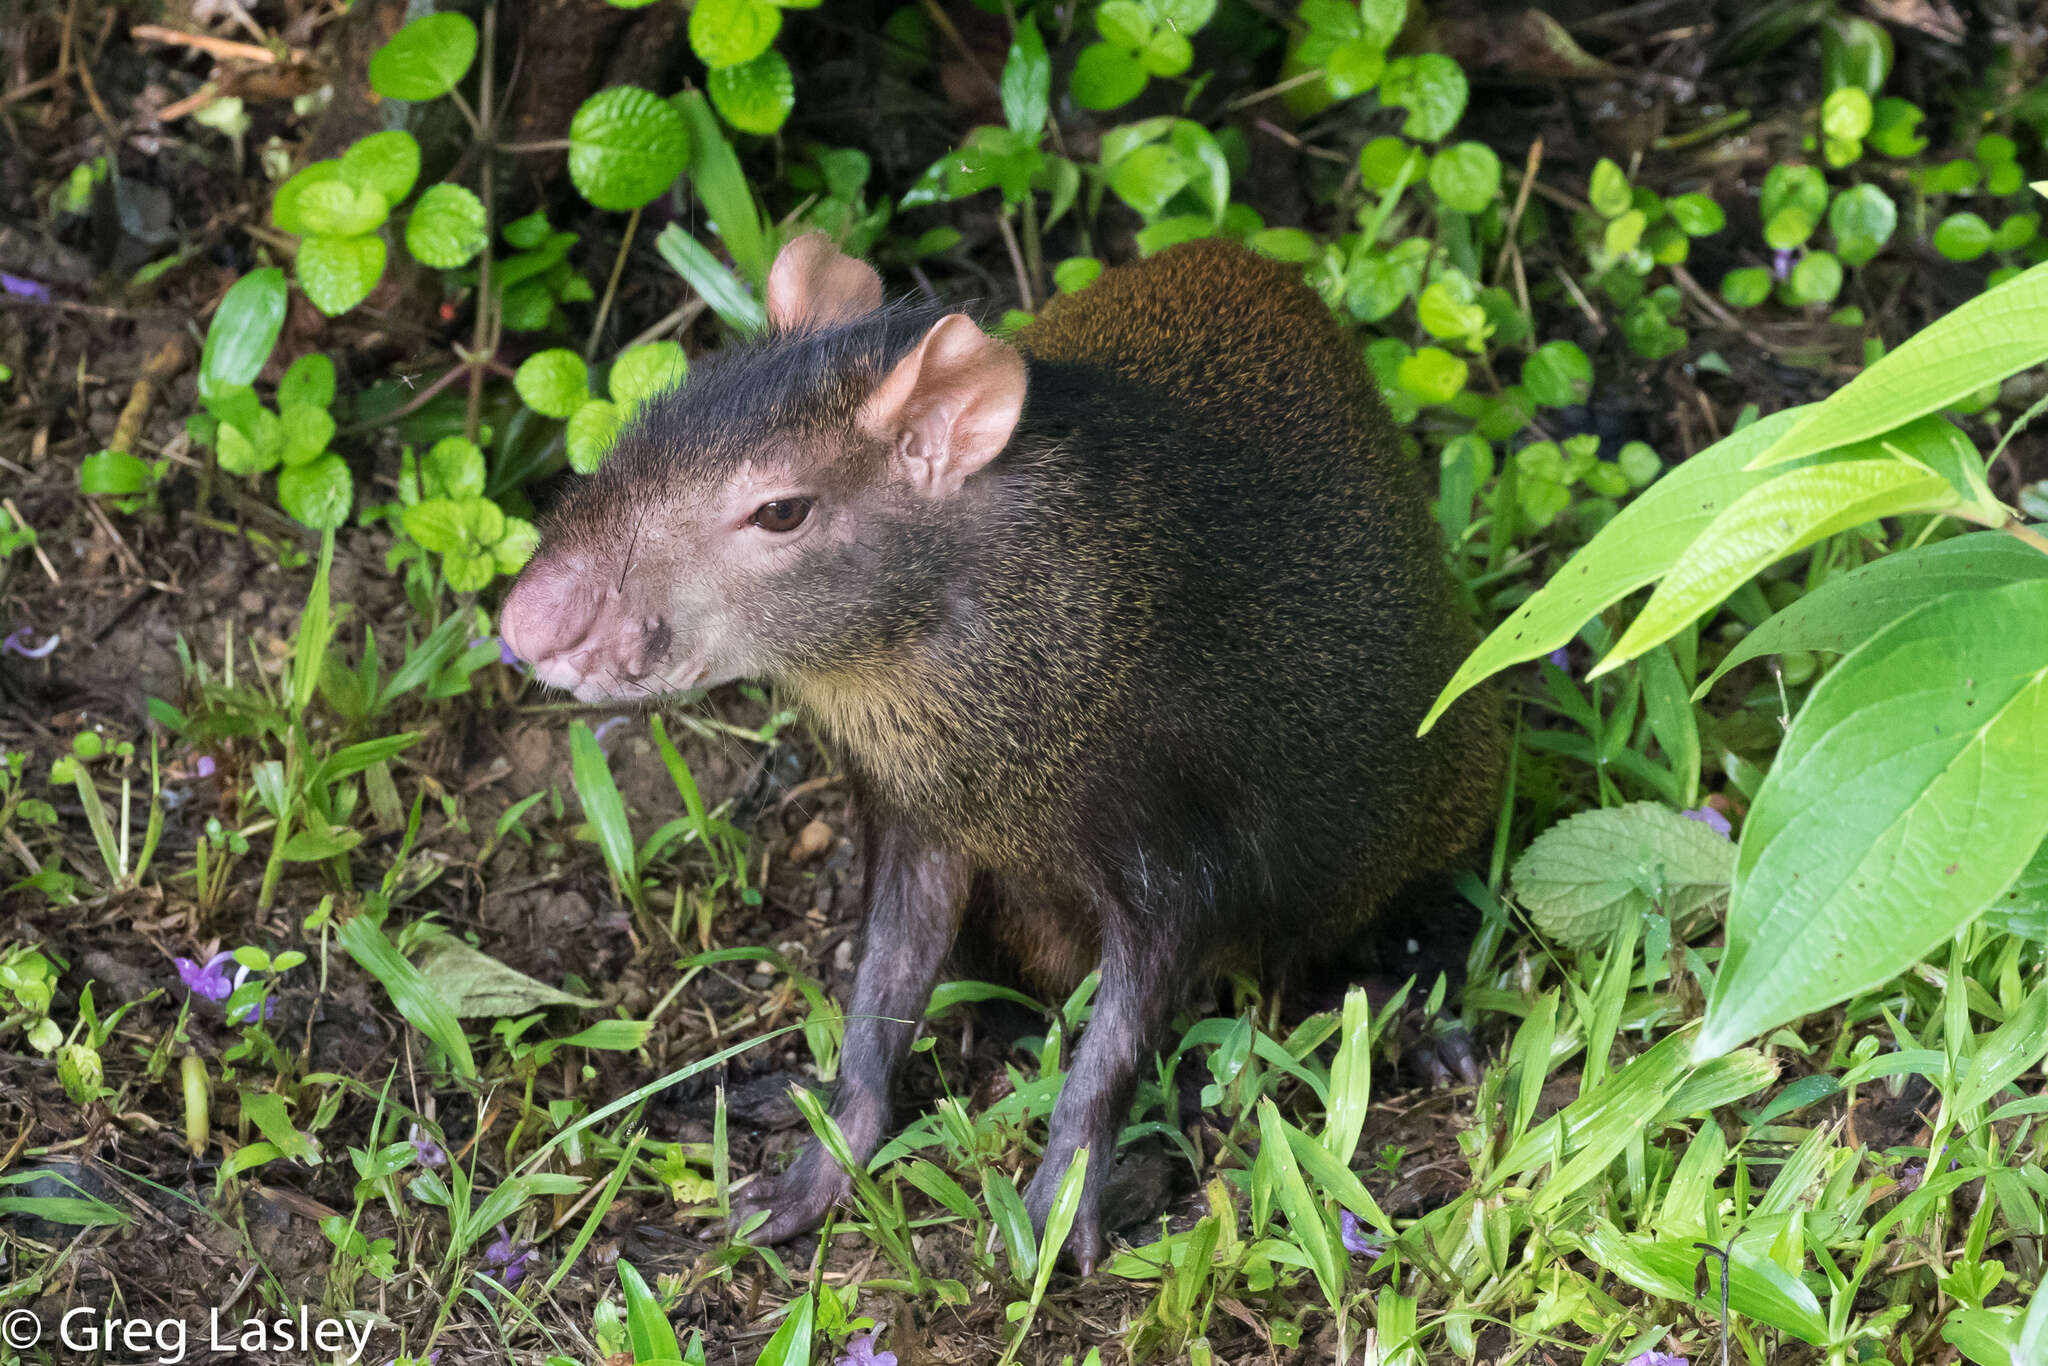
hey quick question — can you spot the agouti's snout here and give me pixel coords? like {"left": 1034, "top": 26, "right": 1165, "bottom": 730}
{"left": 501, "top": 559, "right": 686, "bottom": 699}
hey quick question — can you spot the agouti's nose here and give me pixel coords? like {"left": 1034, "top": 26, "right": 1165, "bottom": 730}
{"left": 500, "top": 560, "right": 595, "bottom": 665}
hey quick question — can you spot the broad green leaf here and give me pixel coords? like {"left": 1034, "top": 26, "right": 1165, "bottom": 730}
{"left": 1752, "top": 260, "right": 2048, "bottom": 468}
{"left": 1667, "top": 193, "right": 1725, "bottom": 236}
{"left": 1591, "top": 457, "right": 1961, "bottom": 678}
{"left": 402, "top": 499, "right": 468, "bottom": 554}
{"left": 1001, "top": 13, "right": 1051, "bottom": 137}
{"left": 609, "top": 342, "right": 687, "bottom": 407}
{"left": 569, "top": 86, "right": 690, "bottom": 212}
{"left": 1324, "top": 36, "right": 1385, "bottom": 99}
{"left": 238, "top": 1090, "right": 320, "bottom": 1164}
{"left": 422, "top": 436, "right": 486, "bottom": 499}
{"left": 1256, "top": 1099, "right": 1342, "bottom": 1307}
{"left": 368, "top": 13, "right": 478, "bottom": 102}
{"left": 338, "top": 130, "right": 421, "bottom": 205}
{"left": 1072, "top": 42, "right": 1148, "bottom": 110}
{"left": 1935, "top": 211, "right": 1995, "bottom": 262}
{"left": 619, "top": 1260, "right": 685, "bottom": 1365}
{"left": 199, "top": 268, "right": 287, "bottom": 400}
{"left": 1523, "top": 340, "right": 1593, "bottom": 407}
{"left": 278, "top": 454, "right": 353, "bottom": 530}
{"left": 80, "top": 449, "right": 152, "bottom": 495}
{"left": 1110, "top": 143, "right": 1189, "bottom": 219}
{"left": 1828, "top": 182, "right": 1896, "bottom": 266}
{"left": 708, "top": 51, "right": 794, "bottom": 135}
{"left": 296, "top": 234, "right": 387, "bottom": 316}
{"left": 1579, "top": 1221, "right": 1830, "bottom": 1345}
{"left": 515, "top": 349, "right": 593, "bottom": 419}
{"left": 1696, "top": 530, "right": 2048, "bottom": 697}
{"left": 1510, "top": 802, "right": 1732, "bottom": 949}
{"left": 337, "top": 914, "right": 476, "bottom": 1077}
{"left": 416, "top": 936, "right": 602, "bottom": 1017}
{"left": 654, "top": 224, "right": 767, "bottom": 333}
{"left": 216, "top": 418, "right": 278, "bottom": 477}
{"left": 1428, "top": 141, "right": 1500, "bottom": 214}
{"left": 279, "top": 405, "right": 334, "bottom": 466}
{"left": 1588, "top": 158, "right": 1631, "bottom": 217}
{"left": 750, "top": 1290, "right": 814, "bottom": 1366}
{"left": 1422, "top": 408, "right": 1806, "bottom": 732}
{"left": 1698, "top": 579, "right": 2048, "bottom": 1056}
{"left": 292, "top": 179, "right": 389, "bottom": 238}
{"left": 689, "top": 0, "right": 780, "bottom": 69}
{"left": 278, "top": 353, "right": 336, "bottom": 411}
{"left": 675, "top": 91, "right": 768, "bottom": 285}
{"left": 406, "top": 183, "right": 488, "bottom": 268}
{"left": 1379, "top": 53, "right": 1467, "bottom": 141}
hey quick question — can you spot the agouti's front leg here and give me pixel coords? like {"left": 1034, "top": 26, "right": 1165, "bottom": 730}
{"left": 739, "top": 825, "right": 968, "bottom": 1245}
{"left": 1021, "top": 913, "right": 1182, "bottom": 1275}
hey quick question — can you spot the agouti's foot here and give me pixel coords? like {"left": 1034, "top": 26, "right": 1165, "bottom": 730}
{"left": 1023, "top": 1149, "right": 1106, "bottom": 1276}
{"left": 731, "top": 1140, "right": 850, "bottom": 1246}
{"left": 1401, "top": 1021, "right": 1482, "bottom": 1089}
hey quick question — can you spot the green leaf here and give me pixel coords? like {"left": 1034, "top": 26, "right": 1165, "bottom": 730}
{"left": 1428, "top": 141, "right": 1500, "bottom": 214}
{"left": 1324, "top": 36, "right": 1385, "bottom": 100}
{"left": 618, "top": 1260, "right": 686, "bottom": 1365}
{"left": 1380, "top": 53, "right": 1467, "bottom": 142}
{"left": 279, "top": 404, "right": 335, "bottom": 466}
{"left": 296, "top": 235, "right": 387, "bottom": 316}
{"left": 338, "top": 130, "right": 421, "bottom": 205}
{"left": 1935, "top": 212, "right": 1995, "bottom": 263}
{"left": 567, "top": 399, "right": 625, "bottom": 474}
{"left": 199, "top": 268, "right": 287, "bottom": 401}
{"left": 1523, "top": 340, "right": 1593, "bottom": 407}
{"left": 278, "top": 353, "right": 336, "bottom": 411}
{"left": 515, "top": 349, "right": 593, "bottom": 419}
{"left": 1699, "top": 579, "right": 2048, "bottom": 1057}
{"left": 1667, "top": 193, "right": 1725, "bottom": 236}
{"left": 1782, "top": 250, "right": 1843, "bottom": 306}
{"left": 1511, "top": 802, "right": 1732, "bottom": 949}
{"left": 1397, "top": 346, "right": 1467, "bottom": 404}
{"left": 1001, "top": 13, "right": 1050, "bottom": 137}
{"left": 216, "top": 419, "right": 275, "bottom": 477}
{"left": 1761, "top": 164, "right": 1828, "bottom": 236}
{"left": 293, "top": 179, "right": 390, "bottom": 238}
{"left": 238, "top": 1090, "right": 321, "bottom": 1164}
{"left": 1588, "top": 158, "right": 1631, "bottom": 217}
{"left": 402, "top": 499, "right": 468, "bottom": 554}
{"left": 750, "top": 1290, "right": 814, "bottom": 1366}
{"left": 415, "top": 936, "right": 602, "bottom": 1017}
{"left": 1421, "top": 408, "right": 1807, "bottom": 732}
{"left": 443, "top": 548, "right": 497, "bottom": 593}
{"left": 1110, "top": 144, "right": 1189, "bottom": 219}
{"left": 1752, "top": 260, "right": 2048, "bottom": 468}
{"left": 80, "top": 449, "right": 153, "bottom": 496}
{"left": 1828, "top": 182, "right": 1896, "bottom": 267}
{"left": 1591, "top": 457, "right": 1960, "bottom": 677}
{"left": 422, "top": 436, "right": 486, "bottom": 499}
{"left": 1696, "top": 531, "right": 2048, "bottom": 697}
{"left": 1869, "top": 96, "right": 1928, "bottom": 157}
{"left": 569, "top": 86, "right": 690, "bottom": 212}
{"left": 494, "top": 517, "right": 539, "bottom": 574}
{"left": 1720, "top": 266, "right": 1773, "bottom": 308}
{"left": 709, "top": 51, "right": 795, "bottom": 135}
{"left": 1256, "top": 1099, "right": 1342, "bottom": 1308}
{"left": 676, "top": 90, "right": 769, "bottom": 285}
{"left": 1072, "top": 42, "right": 1148, "bottom": 111}
{"left": 1822, "top": 86, "right": 1873, "bottom": 142}
{"left": 278, "top": 454, "right": 353, "bottom": 530}
{"left": 1096, "top": 0, "right": 1151, "bottom": 49}
{"left": 609, "top": 342, "right": 687, "bottom": 407}
{"left": 337, "top": 914, "right": 476, "bottom": 1077}
{"left": 405, "top": 183, "right": 488, "bottom": 268}
{"left": 571, "top": 720, "right": 641, "bottom": 903}
{"left": 653, "top": 224, "right": 767, "bottom": 333}
{"left": 689, "top": 0, "right": 780, "bottom": 69}
{"left": 368, "top": 12, "right": 478, "bottom": 102}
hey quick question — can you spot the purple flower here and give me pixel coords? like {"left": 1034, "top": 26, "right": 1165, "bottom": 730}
{"left": 1546, "top": 647, "right": 1570, "bottom": 672}
{"left": 591, "top": 715, "right": 630, "bottom": 749}
{"left": 175, "top": 951, "right": 236, "bottom": 1002}
{"left": 482, "top": 1224, "right": 532, "bottom": 1287}
{"left": 1, "top": 274, "right": 50, "bottom": 302}
{"left": 1771, "top": 248, "right": 1795, "bottom": 280}
{"left": 2, "top": 628, "right": 59, "bottom": 658}
{"left": 1681, "top": 805, "right": 1732, "bottom": 837}
{"left": 1624, "top": 1354, "right": 1687, "bottom": 1366}
{"left": 409, "top": 1123, "right": 448, "bottom": 1169}
{"left": 1340, "top": 1209, "right": 1384, "bottom": 1257}
{"left": 195, "top": 755, "right": 217, "bottom": 778}
{"left": 471, "top": 634, "right": 526, "bottom": 671}
{"left": 836, "top": 1333, "right": 897, "bottom": 1366}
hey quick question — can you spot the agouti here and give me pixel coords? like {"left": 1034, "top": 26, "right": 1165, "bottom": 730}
{"left": 499, "top": 234, "right": 1505, "bottom": 1270}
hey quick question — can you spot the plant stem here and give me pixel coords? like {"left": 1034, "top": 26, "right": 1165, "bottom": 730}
{"left": 465, "top": 2, "right": 498, "bottom": 446}
{"left": 585, "top": 205, "right": 642, "bottom": 361}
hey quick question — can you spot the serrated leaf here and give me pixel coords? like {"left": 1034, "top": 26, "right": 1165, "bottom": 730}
{"left": 1379, "top": 53, "right": 1467, "bottom": 141}
{"left": 516, "top": 349, "right": 592, "bottom": 418}
{"left": 369, "top": 12, "right": 478, "bottom": 102}
{"left": 567, "top": 399, "right": 625, "bottom": 474}
{"left": 1591, "top": 456, "right": 1962, "bottom": 677}
{"left": 1511, "top": 802, "right": 1732, "bottom": 950}
{"left": 296, "top": 235, "right": 387, "bottom": 316}
{"left": 216, "top": 420, "right": 277, "bottom": 477}
{"left": 293, "top": 179, "right": 390, "bottom": 238}
{"left": 1698, "top": 579, "right": 2048, "bottom": 1057}
{"left": 278, "top": 453, "right": 353, "bottom": 530}
{"left": 1697, "top": 531, "right": 2048, "bottom": 697}
{"left": 338, "top": 130, "right": 421, "bottom": 205}
{"left": 199, "top": 268, "right": 287, "bottom": 401}
{"left": 608, "top": 342, "right": 687, "bottom": 407}
{"left": 708, "top": 51, "right": 795, "bottom": 135}
{"left": 402, "top": 499, "right": 468, "bottom": 554}
{"left": 689, "top": 0, "right": 780, "bottom": 68}
{"left": 422, "top": 436, "right": 486, "bottom": 500}
{"left": 405, "top": 183, "right": 488, "bottom": 268}
{"left": 569, "top": 85, "right": 690, "bottom": 212}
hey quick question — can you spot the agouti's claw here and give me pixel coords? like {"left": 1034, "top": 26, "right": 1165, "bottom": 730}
{"left": 731, "top": 1142, "right": 850, "bottom": 1246}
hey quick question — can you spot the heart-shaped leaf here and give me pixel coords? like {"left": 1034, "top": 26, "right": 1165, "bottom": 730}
{"left": 405, "top": 183, "right": 488, "bottom": 269}
{"left": 296, "top": 235, "right": 387, "bottom": 316}
{"left": 277, "top": 453, "right": 353, "bottom": 530}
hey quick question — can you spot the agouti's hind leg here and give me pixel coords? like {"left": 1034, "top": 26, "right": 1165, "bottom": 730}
{"left": 735, "top": 827, "right": 969, "bottom": 1245}
{"left": 1021, "top": 908, "right": 1185, "bottom": 1275}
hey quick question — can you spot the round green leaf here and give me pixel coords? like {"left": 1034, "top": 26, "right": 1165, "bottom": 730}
{"left": 1324, "top": 36, "right": 1385, "bottom": 100}
{"left": 279, "top": 405, "right": 335, "bottom": 466}
{"left": 1699, "top": 579, "right": 2048, "bottom": 1057}
{"left": 1110, "top": 143, "right": 1189, "bottom": 219}
{"left": 1821, "top": 87, "right": 1873, "bottom": 142}
{"left": 1588, "top": 158, "right": 1631, "bottom": 218}
{"left": 1868, "top": 96, "right": 1927, "bottom": 158}
{"left": 1993, "top": 213, "right": 2040, "bottom": 253}
{"left": 1379, "top": 53, "right": 1467, "bottom": 142}
{"left": 1782, "top": 250, "right": 1843, "bottom": 305}
{"left": 199, "top": 268, "right": 287, "bottom": 401}
{"left": 1095, "top": 0, "right": 1151, "bottom": 50}
{"left": 339, "top": 130, "right": 421, "bottom": 205}
{"left": 293, "top": 179, "right": 390, "bottom": 238}
{"left": 608, "top": 341, "right": 687, "bottom": 407}
{"left": 567, "top": 399, "right": 624, "bottom": 473}
{"left": 422, "top": 436, "right": 486, "bottom": 500}
{"left": 1827, "top": 183, "right": 1896, "bottom": 267}
{"left": 1139, "top": 29, "right": 1193, "bottom": 78}
{"left": 1357, "top": 136, "right": 1421, "bottom": 192}
{"left": 567, "top": 85, "right": 690, "bottom": 211}
{"left": 279, "top": 353, "right": 336, "bottom": 411}
{"left": 1523, "top": 340, "right": 1593, "bottom": 408}
{"left": 1397, "top": 346, "right": 1468, "bottom": 404}
{"left": 277, "top": 453, "right": 353, "bottom": 529}
{"left": 516, "top": 349, "right": 592, "bottom": 419}
{"left": 215, "top": 419, "right": 275, "bottom": 477}
{"left": 1053, "top": 256, "right": 1106, "bottom": 291}
{"left": 1428, "top": 141, "right": 1500, "bottom": 214}
{"left": 494, "top": 516, "right": 540, "bottom": 574}
{"left": 1071, "top": 42, "right": 1148, "bottom": 111}
{"left": 1763, "top": 207, "right": 1816, "bottom": 252}
{"left": 270, "top": 161, "right": 343, "bottom": 234}
{"left": 1667, "top": 192, "right": 1726, "bottom": 237}
{"left": 1617, "top": 441, "right": 1660, "bottom": 488}
{"left": 296, "top": 235, "right": 387, "bottom": 316}
{"left": 1720, "top": 266, "right": 1773, "bottom": 308}
{"left": 80, "top": 449, "right": 153, "bottom": 496}
{"left": 1761, "top": 164, "right": 1828, "bottom": 234}
{"left": 708, "top": 51, "right": 795, "bottom": 135}
{"left": 405, "top": 183, "right": 488, "bottom": 268}
{"left": 689, "top": 0, "right": 781, "bottom": 69}
{"left": 1934, "top": 212, "right": 1994, "bottom": 262}
{"left": 369, "top": 12, "right": 478, "bottom": 102}
{"left": 402, "top": 499, "right": 466, "bottom": 554}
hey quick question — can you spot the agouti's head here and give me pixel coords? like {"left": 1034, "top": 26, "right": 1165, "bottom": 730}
{"left": 500, "top": 236, "right": 1028, "bottom": 701}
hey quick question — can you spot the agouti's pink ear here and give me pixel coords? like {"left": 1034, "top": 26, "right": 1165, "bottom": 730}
{"left": 766, "top": 233, "right": 884, "bottom": 332}
{"left": 859, "top": 315, "right": 1026, "bottom": 497}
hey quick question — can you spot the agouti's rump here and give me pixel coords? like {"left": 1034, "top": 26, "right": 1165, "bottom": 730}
{"left": 500, "top": 235, "right": 1503, "bottom": 1270}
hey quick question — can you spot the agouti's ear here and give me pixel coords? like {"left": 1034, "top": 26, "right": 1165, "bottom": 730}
{"left": 766, "top": 233, "right": 884, "bottom": 332}
{"left": 859, "top": 314, "right": 1026, "bottom": 497}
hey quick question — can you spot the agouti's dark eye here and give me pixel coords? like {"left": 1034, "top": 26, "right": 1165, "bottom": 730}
{"left": 751, "top": 497, "right": 813, "bottom": 533}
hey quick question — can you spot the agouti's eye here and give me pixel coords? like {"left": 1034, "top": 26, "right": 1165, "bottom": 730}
{"left": 751, "top": 497, "right": 813, "bottom": 533}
